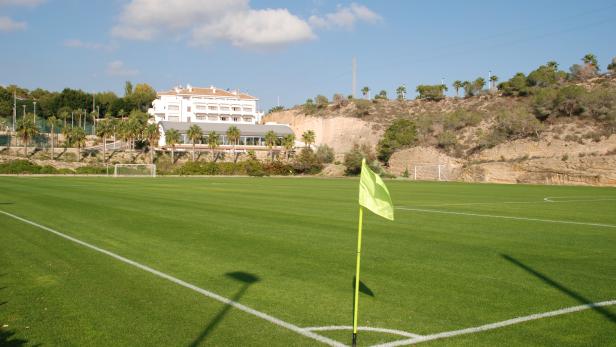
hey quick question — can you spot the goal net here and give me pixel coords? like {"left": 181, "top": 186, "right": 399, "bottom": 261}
{"left": 410, "top": 163, "right": 449, "bottom": 181}
{"left": 113, "top": 164, "right": 156, "bottom": 177}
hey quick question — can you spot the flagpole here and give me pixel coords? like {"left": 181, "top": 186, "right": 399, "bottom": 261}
{"left": 352, "top": 206, "right": 364, "bottom": 347}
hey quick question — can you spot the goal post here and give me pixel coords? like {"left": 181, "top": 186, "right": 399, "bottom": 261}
{"left": 113, "top": 164, "right": 156, "bottom": 177}
{"left": 411, "top": 163, "right": 448, "bottom": 181}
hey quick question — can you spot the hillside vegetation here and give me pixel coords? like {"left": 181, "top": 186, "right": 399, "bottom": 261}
{"left": 264, "top": 55, "right": 616, "bottom": 185}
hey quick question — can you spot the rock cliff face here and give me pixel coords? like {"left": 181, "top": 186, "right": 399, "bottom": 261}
{"left": 263, "top": 109, "right": 382, "bottom": 158}
{"left": 264, "top": 109, "right": 616, "bottom": 186}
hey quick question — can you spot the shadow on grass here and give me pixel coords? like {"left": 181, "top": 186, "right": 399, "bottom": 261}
{"left": 352, "top": 277, "right": 375, "bottom": 297}
{"left": 189, "top": 271, "right": 260, "bottom": 347}
{"left": 502, "top": 254, "right": 616, "bottom": 324}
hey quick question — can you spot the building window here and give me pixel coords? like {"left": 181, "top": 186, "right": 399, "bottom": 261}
{"left": 232, "top": 106, "right": 241, "bottom": 112}
{"left": 208, "top": 106, "right": 217, "bottom": 110}
{"left": 168, "top": 105, "right": 179, "bottom": 111}
{"left": 233, "top": 117, "right": 239, "bottom": 122}
{"left": 196, "top": 105, "right": 206, "bottom": 111}
{"left": 243, "top": 117, "right": 252, "bottom": 122}
{"left": 196, "top": 115, "right": 206, "bottom": 120}
{"left": 221, "top": 116, "right": 228, "bottom": 121}
{"left": 244, "top": 107, "right": 253, "bottom": 112}
{"left": 187, "top": 106, "right": 191, "bottom": 112}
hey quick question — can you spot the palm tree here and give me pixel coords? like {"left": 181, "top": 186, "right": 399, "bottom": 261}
{"left": 301, "top": 130, "right": 315, "bottom": 148}
{"left": 96, "top": 119, "right": 112, "bottom": 163}
{"left": 127, "top": 117, "right": 142, "bottom": 151}
{"left": 489, "top": 75, "right": 498, "bottom": 90}
{"left": 16, "top": 114, "right": 38, "bottom": 157}
{"left": 144, "top": 123, "right": 160, "bottom": 164}
{"left": 117, "top": 108, "right": 127, "bottom": 120}
{"left": 207, "top": 131, "right": 220, "bottom": 162}
{"left": 47, "top": 116, "right": 59, "bottom": 160}
{"left": 396, "top": 85, "right": 406, "bottom": 100}
{"left": 71, "top": 127, "right": 86, "bottom": 161}
{"left": 59, "top": 110, "right": 69, "bottom": 127}
{"left": 582, "top": 53, "right": 598, "bottom": 69}
{"left": 282, "top": 133, "right": 295, "bottom": 159}
{"left": 546, "top": 61, "right": 559, "bottom": 71}
{"left": 264, "top": 130, "right": 277, "bottom": 161}
{"left": 452, "top": 80, "right": 463, "bottom": 97}
{"left": 165, "top": 129, "right": 180, "bottom": 163}
{"left": 226, "top": 125, "right": 241, "bottom": 159}
{"left": 361, "top": 86, "right": 370, "bottom": 99}
{"left": 187, "top": 124, "right": 203, "bottom": 161}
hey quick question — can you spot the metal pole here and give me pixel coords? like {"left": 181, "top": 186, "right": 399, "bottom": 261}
{"left": 438, "top": 165, "right": 442, "bottom": 181}
{"left": 22, "top": 105, "right": 26, "bottom": 118}
{"left": 12, "top": 90, "right": 16, "bottom": 131}
{"left": 33, "top": 101, "right": 37, "bottom": 124}
{"left": 414, "top": 166, "right": 417, "bottom": 180}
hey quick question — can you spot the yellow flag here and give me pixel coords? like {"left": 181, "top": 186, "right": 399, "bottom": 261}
{"left": 358, "top": 158, "right": 394, "bottom": 221}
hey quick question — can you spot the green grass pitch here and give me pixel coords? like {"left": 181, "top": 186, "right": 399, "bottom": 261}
{"left": 0, "top": 177, "right": 615, "bottom": 346}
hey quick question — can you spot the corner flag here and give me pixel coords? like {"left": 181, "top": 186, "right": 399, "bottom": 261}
{"left": 352, "top": 158, "right": 394, "bottom": 346}
{"left": 359, "top": 159, "right": 394, "bottom": 221}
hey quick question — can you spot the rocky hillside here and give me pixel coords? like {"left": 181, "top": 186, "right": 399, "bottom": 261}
{"left": 264, "top": 75, "right": 616, "bottom": 186}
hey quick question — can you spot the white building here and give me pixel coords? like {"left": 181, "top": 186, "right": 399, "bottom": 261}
{"left": 149, "top": 84, "right": 295, "bottom": 149}
{"left": 148, "top": 84, "right": 264, "bottom": 124}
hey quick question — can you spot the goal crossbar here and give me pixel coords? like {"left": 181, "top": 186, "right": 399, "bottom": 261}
{"left": 113, "top": 164, "right": 156, "bottom": 177}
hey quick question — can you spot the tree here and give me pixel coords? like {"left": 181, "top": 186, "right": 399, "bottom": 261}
{"left": 473, "top": 77, "right": 486, "bottom": 92}
{"left": 582, "top": 53, "right": 599, "bottom": 70}
{"left": 226, "top": 125, "right": 240, "bottom": 158}
{"left": 396, "top": 85, "right": 407, "bottom": 100}
{"left": 546, "top": 61, "right": 559, "bottom": 70}
{"left": 498, "top": 73, "right": 530, "bottom": 96}
{"left": 47, "top": 116, "right": 59, "bottom": 160}
{"left": 416, "top": 85, "right": 448, "bottom": 101}
{"left": 16, "top": 114, "right": 38, "bottom": 157}
{"left": 452, "top": 80, "right": 463, "bottom": 97}
{"left": 361, "top": 86, "right": 370, "bottom": 99}
{"left": 377, "top": 119, "right": 417, "bottom": 163}
{"left": 608, "top": 57, "right": 616, "bottom": 74}
{"left": 301, "top": 130, "right": 315, "bottom": 148}
{"left": 207, "top": 131, "right": 219, "bottom": 161}
{"left": 303, "top": 98, "right": 316, "bottom": 114}
{"left": 489, "top": 75, "right": 498, "bottom": 89}
{"left": 282, "top": 133, "right": 295, "bottom": 159}
{"left": 96, "top": 119, "right": 112, "bottom": 163}
{"left": 124, "top": 81, "right": 133, "bottom": 97}
{"left": 130, "top": 83, "right": 157, "bottom": 112}
{"left": 315, "top": 95, "right": 329, "bottom": 109}
{"left": 264, "top": 130, "right": 277, "bottom": 161}
{"left": 267, "top": 106, "right": 284, "bottom": 114}
{"left": 165, "top": 129, "right": 180, "bottom": 163}
{"left": 71, "top": 127, "right": 86, "bottom": 161}
{"left": 187, "top": 124, "right": 203, "bottom": 161}
{"left": 58, "top": 108, "right": 70, "bottom": 127}
{"left": 375, "top": 90, "right": 388, "bottom": 100}
{"left": 144, "top": 123, "right": 160, "bottom": 164}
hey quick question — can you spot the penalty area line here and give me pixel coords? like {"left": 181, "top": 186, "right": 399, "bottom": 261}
{"left": 0, "top": 210, "right": 344, "bottom": 347}
{"left": 372, "top": 299, "right": 616, "bottom": 347}
{"left": 396, "top": 207, "right": 616, "bottom": 229}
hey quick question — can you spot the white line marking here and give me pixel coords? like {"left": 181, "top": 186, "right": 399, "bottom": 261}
{"left": 396, "top": 207, "right": 616, "bottom": 228}
{"left": 372, "top": 300, "right": 616, "bottom": 347}
{"left": 0, "top": 210, "right": 344, "bottom": 347}
{"left": 305, "top": 326, "right": 422, "bottom": 338}
{"left": 544, "top": 197, "right": 616, "bottom": 203}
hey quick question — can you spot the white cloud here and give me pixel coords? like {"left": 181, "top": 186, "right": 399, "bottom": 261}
{"left": 0, "top": 16, "right": 26, "bottom": 31}
{"left": 308, "top": 3, "right": 381, "bottom": 30}
{"left": 0, "top": 0, "right": 44, "bottom": 6}
{"left": 112, "top": 0, "right": 314, "bottom": 48}
{"left": 64, "top": 39, "right": 116, "bottom": 51}
{"left": 106, "top": 60, "right": 138, "bottom": 76}
{"left": 192, "top": 9, "right": 315, "bottom": 48}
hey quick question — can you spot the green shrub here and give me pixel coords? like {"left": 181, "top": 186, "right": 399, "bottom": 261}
{"left": 293, "top": 148, "right": 323, "bottom": 174}
{"left": 0, "top": 160, "right": 61, "bottom": 174}
{"left": 353, "top": 99, "right": 372, "bottom": 118}
{"left": 443, "top": 109, "right": 482, "bottom": 131}
{"left": 344, "top": 143, "right": 379, "bottom": 175}
{"left": 377, "top": 119, "right": 417, "bottom": 163}
{"left": 416, "top": 84, "right": 447, "bottom": 101}
{"left": 315, "top": 144, "right": 335, "bottom": 164}
{"left": 75, "top": 166, "right": 107, "bottom": 174}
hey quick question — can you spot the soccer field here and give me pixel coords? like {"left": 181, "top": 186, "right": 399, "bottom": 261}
{"left": 1, "top": 177, "right": 615, "bottom": 346}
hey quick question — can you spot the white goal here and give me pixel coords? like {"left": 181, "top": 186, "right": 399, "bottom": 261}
{"left": 113, "top": 164, "right": 156, "bottom": 177}
{"left": 409, "top": 163, "right": 448, "bottom": 181}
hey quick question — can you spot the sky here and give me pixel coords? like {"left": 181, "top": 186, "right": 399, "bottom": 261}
{"left": 0, "top": 0, "right": 615, "bottom": 111}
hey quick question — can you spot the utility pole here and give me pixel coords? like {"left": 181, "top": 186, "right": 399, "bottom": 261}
{"left": 22, "top": 105, "right": 26, "bottom": 118}
{"left": 33, "top": 101, "right": 37, "bottom": 124}
{"left": 277, "top": 96, "right": 280, "bottom": 107}
{"left": 352, "top": 57, "right": 357, "bottom": 98}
